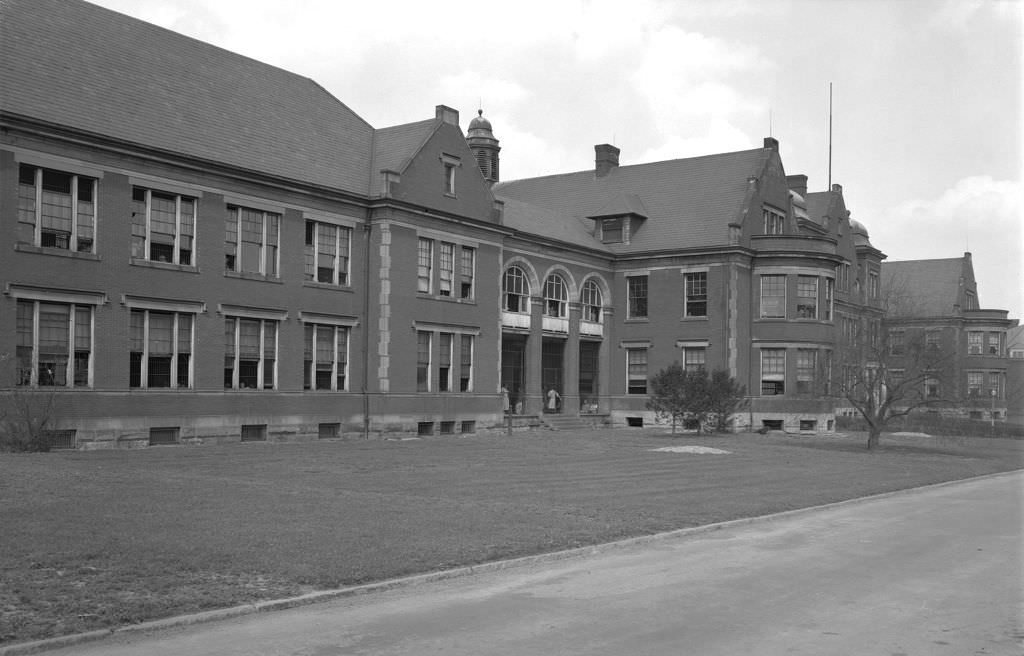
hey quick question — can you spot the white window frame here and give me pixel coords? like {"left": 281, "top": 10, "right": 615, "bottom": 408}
{"left": 626, "top": 275, "right": 648, "bottom": 319}
{"left": 129, "top": 309, "right": 194, "bottom": 389}
{"left": 543, "top": 274, "right": 569, "bottom": 318}
{"left": 580, "top": 279, "right": 604, "bottom": 323}
{"left": 15, "top": 299, "right": 94, "bottom": 388}
{"left": 796, "top": 275, "right": 818, "bottom": 319}
{"left": 224, "top": 316, "right": 279, "bottom": 390}
{"left": 683, "top": 271, "right": 708, "bottom": 318}
{"left": 760, "top": 348, "right": 786, "bottom": 395}
{"left": 131, "top": 186, "right": 197, "bottom": 266}
{"left": 503, "top": 266, "right": 530, "bottom": 313}
{"left": 18, "top": 163, "right": 98, "bottom": 253}
{"left": 763, "top": 207, "right": 785, "bottom": 235}
{"left": 226, "top": 205, "right": 280, "bottom": 277}
{"left": 304, "top": 323, "right": 349, "bottom": 391}
{"left": 760, "top": 275, "right": 787, "bottom": 318}
{"left": 304, "top": 218, "right": 351, "bottom": 286}
{"left": 417, "top": 238, "right": 434, "bottom": 294}
{"left": 626, "top": 347, "right": 648, "bottom": 395}
{"left": 439, "top": 242, "right": 455, "bottom": 297}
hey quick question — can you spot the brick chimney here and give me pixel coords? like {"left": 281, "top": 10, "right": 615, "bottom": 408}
{"left": 763, "top": 136, "right": 779, "bottom": 150}
{"left": 786, "top": 174, "right": 808, "bottom": 197}
{"left": 435, "top": 105, "right": 459, "bottom": 126}
{"left": 595, "top": 144, "right": 620, "bottom": 177}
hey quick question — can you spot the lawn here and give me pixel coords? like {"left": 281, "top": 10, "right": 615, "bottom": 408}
{"left": 1, "top": 429, "right": 1021, "bottom": 645}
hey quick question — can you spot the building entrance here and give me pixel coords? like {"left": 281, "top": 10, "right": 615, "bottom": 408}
{"left": 542, "top": 338, "right": 565, "bottom": 413}
{"left": 501, "top": 334, "right": 527, "bottom": 414}
{"left": 579, "top": 341, "right": 600, "bottom": 413}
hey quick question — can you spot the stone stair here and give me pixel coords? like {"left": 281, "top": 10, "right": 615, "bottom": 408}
{"left": 540, "top": 414, "right": 604, "bottom": 432}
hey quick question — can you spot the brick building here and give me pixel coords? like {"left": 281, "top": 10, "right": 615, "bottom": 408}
{"left": 3, "top": 0, "right": 1009, "bottom": 448}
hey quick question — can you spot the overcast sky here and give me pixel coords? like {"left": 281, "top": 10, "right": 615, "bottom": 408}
{"left": 90, "top": 0, "right": 1023, "bottom": 320}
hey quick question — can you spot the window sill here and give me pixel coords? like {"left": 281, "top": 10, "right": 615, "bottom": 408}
{"left": 624, "top": 317, "right": 649, "bottom": 323}
{"left": 418, "top": 294, "right": 476, "bottom": 305}
{"left": 302, "top": 280, "right": 354, "bottom": 293}
{"left": 224, "top": 271, "right": 283, "bottom": 284}
{"left": 130, "top": 258, "right": 199, "bottom": 273}
{"left": 680, "top": 316, "right": 709, "bottom": 322}
{"left": 15, "top": 243, "right": 100, "bottom": 261}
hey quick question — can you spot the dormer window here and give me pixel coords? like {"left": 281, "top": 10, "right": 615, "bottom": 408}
{"left": 763, "top": 207, "right": 785, "bottom": 235}
{"left": 440, "top": 154, "right": 461, "bottom": 196}
{"left": 601, "top": 218, "right": 624, "bottom": 243}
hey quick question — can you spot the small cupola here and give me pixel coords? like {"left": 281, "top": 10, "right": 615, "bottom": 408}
{"left": 466, "top": 109, "right": 500, "bottom": 184}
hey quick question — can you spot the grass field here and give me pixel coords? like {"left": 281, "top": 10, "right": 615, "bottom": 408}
{"left": 1, "top": 428, "right": 1021, "bottom": 645}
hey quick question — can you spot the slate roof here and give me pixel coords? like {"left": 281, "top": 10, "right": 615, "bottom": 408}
{"left": 0, "top": 0, "right": 375, "bottom": 193}
{"left": 881, "top": 257, "right": 968, "bottom": 317}
{"left": 371, "top": 119, "right": 439, "bottom": 190}
{"left": 494, "top": 148, "right": 768, "bottom": 252}
{"left": 500, "top": 197, "right": 607, "bottom": 251}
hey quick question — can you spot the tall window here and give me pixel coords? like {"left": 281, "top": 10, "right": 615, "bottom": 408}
{"left": 760, "top": 348, "right": 785, "bottom": 395}
{"left": 627, "top": 275, "right": 648, "bottom": 318}
{"left": 987, "top": 372, "right": 1003, "bottom": 398}
{"left": 503, "top": 266, "right": 530, "bottom": 312}
{"left": 460, "top": 247, "right": 475, "bottom": 299}
{"left": 683, "top": 272, "right": 707, "bottom": 317}
{"left": 130, "top": 310, "right": 192, "bottom": 388}
{"left": 581, "top": 279, "right": 603, "bottom": 323}
{"left": 987, "top": 332, "right": 1001, "bottom": 355}
{"left": 626, "top": 348, "right": 648, "bottom": 394}
{"left": 131, "top": 187, "right": 195, "bottom": 265}
{"left": 967, "top": 372, "right": 984, "bottom": 398}
{"left": 760, "top": 275, "right": 786, "bottom": 318}
{"left": 868, "top": 271, "right": 879, "bottom": 299}
{"left": 796, "top": 349, "right": 817, "bottom": 394}
{"left": 224, "top": 317, "right": 277, "bottom": 389}
{"left": 889, "top": 330, "right": 905, "bottom": 355}
{"left": 416, "top": 331, "right": 431, "bottom": 392}
{"left": 225, "top": 206, "right": 279, "bottom": 276}
{"left": 460, "top": 335, "right": 473, "bottom": 392}
{"left": 796, "top": 276, "right": 818, "bottom": 319}
{"left": 16, "top": 300, "right": 92, "bottom": 387}
{"left": 824, "top": 278, "right": 834, "bottom": 320}
{"left": 444, "top": 163, "right": 456, "bottom": 195}
{"left": 763, "top": 207, "right": 784, "bottom": 234}
{"left": 304, "top": 324, "right": 348, "bottom": 391}
{"left": 926, "top": 330, "right": 940, "bottom": 350}
{"left": 18, "top": 164, "right": 96, "bottom": 252}
{"left": 417, "top": 238, "right": 433, "bottom": 293}
{"left": 304, "top": 220, "right": 350, "bottom": 285}
{"left": 544, "top": 274, "right": 569, "bottom": 318}
{"left": 924, "top": 377, "right": 940, "bottom": 398}
{"left": 438, "top": 333, "right": 453, "bottom": 391}
{"left": 683, "top": 347, "right": 705, "bottom": 372}
{"left": 967, "top": 332, "right": 983, "bottom": 354}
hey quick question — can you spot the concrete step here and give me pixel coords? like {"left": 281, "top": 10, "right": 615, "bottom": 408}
{"left": 541, "top": 414, "right": 605, "bottom": 431}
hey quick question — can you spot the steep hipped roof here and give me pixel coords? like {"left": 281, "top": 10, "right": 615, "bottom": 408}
{"left": 0, "top": 0, "right": 375, "bottom": 193}
{"left": 494, "top": 148, "right": 768, "bottom": 252}
{"left": 881, "top": 257, "right": 969, "bottom": 317}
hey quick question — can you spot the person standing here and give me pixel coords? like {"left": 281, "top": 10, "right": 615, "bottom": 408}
{"left": 547, "top": 388, "right": 561, "bottom": 413}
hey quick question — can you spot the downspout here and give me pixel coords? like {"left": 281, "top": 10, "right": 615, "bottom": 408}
{"left": 362, "top": 218, "right": 372, "bottom": 440}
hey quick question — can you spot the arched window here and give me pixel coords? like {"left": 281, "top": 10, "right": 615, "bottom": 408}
{"left": 543, "top": 274, "right": 569, "bottom": 318}
{"left": 503, "top": 266, "right": 530, "bottom": 313}
{"left": 580, "top": 279, "right": 603, "bottom": 322}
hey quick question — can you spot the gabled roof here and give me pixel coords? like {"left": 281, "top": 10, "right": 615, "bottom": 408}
{"left": 881, "top": 257, "right": 969, "bottom": 317}
{"left": 371, "top": 119, "right": 439, "bottom": 192}
{"left": 0, "top": 0, "right": 374, "bottom": 193}
{"left": 494, "top": 148, "right": 769, "bottom": 252}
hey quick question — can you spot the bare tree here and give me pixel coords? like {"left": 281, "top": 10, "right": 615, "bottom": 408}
{"left": 0, "top": 353, "right": 60, "bottom": 452}
{"left": 830, "top": 276, "right": 959, "bottom": 449}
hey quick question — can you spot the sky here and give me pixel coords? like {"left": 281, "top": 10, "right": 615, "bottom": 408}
{"left": 90, "top": 0, "right": 1024, "bottom": 320}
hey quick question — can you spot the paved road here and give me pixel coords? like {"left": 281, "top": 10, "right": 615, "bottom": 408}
{"left": 45, "top": 472, "right": 1024, "bottom": 655}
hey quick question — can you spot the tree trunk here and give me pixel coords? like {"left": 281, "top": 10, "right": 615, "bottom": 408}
{"left": 866, "top": 426, "right": 881, "bottom": 450}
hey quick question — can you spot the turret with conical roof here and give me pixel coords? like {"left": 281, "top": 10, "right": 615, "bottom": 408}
{"left": 467, "top": 109, "right": 500, "bottom": 184}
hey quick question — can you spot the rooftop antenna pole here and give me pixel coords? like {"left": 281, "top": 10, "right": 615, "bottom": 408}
{"left": 828, "top": 82, "right": 833, "bottom": 189}
{"left": 769, "top": 108, "right": 773, "bottom": 137}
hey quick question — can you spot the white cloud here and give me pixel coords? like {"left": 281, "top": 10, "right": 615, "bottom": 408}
{"left": 878, "top": 176, "right": 1024, "bottom": 318}
{"left": 636, "top": 117, "right": 753, "bottom": 162}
